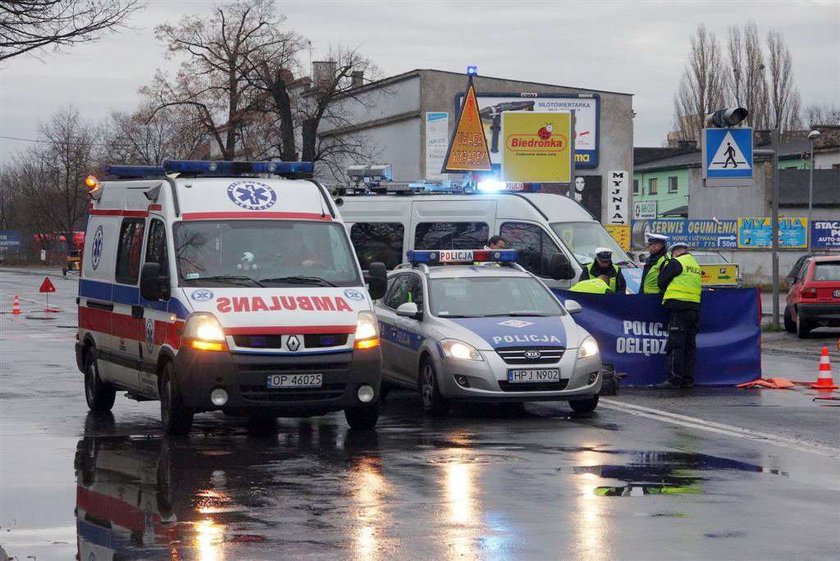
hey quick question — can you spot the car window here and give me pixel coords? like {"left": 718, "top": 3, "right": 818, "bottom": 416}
{"left": 405, "top": 274, "right": 424, "bottom": 307}
{"left": 812, "top": 262, "right": 840, "bottom": 281}
{"left": 500, "top": 222, "right": 561, "bottom": 278}
{"left": 384, "top": 275, "right": 410, "bottom": 309}
{"left": 414, "top": 222, "right": 489, "bottom": 250}
{"left": 145, "top": 219, "right": 169, "bottom": 277}
{"left": 350, "top": 222, "right": 405, "bottom": 270}
{"left": 798, "top": 263, "right": 810, "bottom": 282}
{"left": 789, "top": 256, "right": 810, "bottom": 279}
{"left": 115, "top": 218, "right": 145, "bottom": 285}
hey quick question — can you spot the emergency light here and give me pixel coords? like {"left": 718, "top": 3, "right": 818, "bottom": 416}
{"left": 101, "top": 160, "right": 314, "bottom": 179}
{"left": 407, "top": 249, "right": 518, "bottom": 265}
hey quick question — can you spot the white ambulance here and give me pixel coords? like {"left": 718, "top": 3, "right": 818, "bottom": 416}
{"left": 76, "top": 160, "right": 387, "bottom": 434}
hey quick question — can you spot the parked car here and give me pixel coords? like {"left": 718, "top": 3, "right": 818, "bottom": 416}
{"left": 784, "top": 256, "right": 840, "bottom": 338}
{"left": 785, "top": 254, "right": 818, "bottom": 289}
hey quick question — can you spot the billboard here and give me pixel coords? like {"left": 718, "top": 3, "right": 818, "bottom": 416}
{"left": 811, "top": 220, "right": 840, "bottom": 250}
{"left": 633, "top": 201, "right": 657, "bottom": 220}
{"left": 606, "top": 171, "right": 630, "bottom": 225}
{"left": 737, "top": 217, "right": 807, "bottom": 249}
{"left": 425, "top": 112, "right": 449, "bottom": 180}
{"left": 632, "top": 219, "right": 738, "bottom": 249}
{"left": 570, "top": 175, "right": 602, "bottom": 221}
{"left": 501, "top": 111, "right": 572, "bottom": 183}
{"left": 455, "top": 93, "right": 600, "bottom": 169}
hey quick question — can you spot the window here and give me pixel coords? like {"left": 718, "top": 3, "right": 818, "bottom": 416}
{"left": 414, "top": 222, "right": 489, "bottom": 250}
{"left": 648, "top": 178, "right": 658, "bottom": 195}
{"left": 500, "top": 222, "right": 561, "bottom": 277}
{"left": 384, "top": 273, "right": 424, "bottom": 310}
{"left": 633, "top": 179, "right": 640, "bottom": 195}
{"left": 115, "top": 218, "right": 145, "bottom": 285}
{"left": 350, "top": 223, "right": 405, "bottom": 270}
{"left": 668, "top": 176, "right": 678, "bottom": 194}
{"left": 145, "top": 219, "right": 169, "bottom": 277}
{"left": 812, "top": 262, "right": 840, "bottom": 281}
{"left": 550, "top": 221, "right": 630, "bottom": 265}
{"left": 430, "top": 276, "right": 564, "bottom": 317}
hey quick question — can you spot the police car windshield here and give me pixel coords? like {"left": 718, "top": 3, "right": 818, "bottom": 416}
{"left": 430, "top": 276, "right": 564, "bottom": 318}
{"left": 550, "top": 222, "right": 631, "bottom": 266}
{"left": 174, "top": 220, "right": 361, "bottom": 287}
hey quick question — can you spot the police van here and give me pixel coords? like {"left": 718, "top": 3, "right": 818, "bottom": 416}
{"left": 336, "top": 185, "right": 640, "bottom": 292}
{"left": 76, "top": 160, "right": 387, "bottom": 434}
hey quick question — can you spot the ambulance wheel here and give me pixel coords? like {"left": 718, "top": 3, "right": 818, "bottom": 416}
{"left": 84, "top": 349, "right": 115, "bottom": 412}
{"left": 783, "top": 306, "right": 795, "bottom": 333}
{"left": 159, "top": 362, "right": 193, "bottom": 435}
{"left": 419, "top": 359, "right": 450, "bottom": 416}
{"left": 569, "top": 394, "right": 599, "bottom": 414}
{"left": 344, "top": 404, "right": 379, "bottom": 430}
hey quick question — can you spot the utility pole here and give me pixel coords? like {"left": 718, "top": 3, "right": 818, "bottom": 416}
{"left": 807, "top": 129, "right": 821, "bottom": 251}
{"left": 755, "top": 128, "right": 780, "bottom": 328}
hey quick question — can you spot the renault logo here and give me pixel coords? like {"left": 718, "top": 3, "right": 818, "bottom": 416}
{"left": 287, "top": 335, "right": 301, "bottom": 352}
{"left": 524, "top": 349, "right": 541, "bottom": 360}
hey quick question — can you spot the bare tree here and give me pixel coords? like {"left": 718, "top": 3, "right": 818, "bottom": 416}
{"left": 727, "top": 22, "right": 770, "bottom": 129}
{"left": 673, "top": 25, "right": 728, "bottom": 142}
{"left": 767, "top": 30, "right": 801, "bottom": 132}
{"left": 0, "top": 0, "right": 139, "bottom": 62}
{"left": 803, "top": 102, "right": 840, "bottom": 127}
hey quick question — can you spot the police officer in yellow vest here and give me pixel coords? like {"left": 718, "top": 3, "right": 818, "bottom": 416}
{"left": 640, "top": 233, "right": 670, "bottom": 294}
{"left": 657, "top": 241, "right": 702, "bottom": 388}
{"left": 570, "top": 274, "right": 614, "bottom": 294}
{"left": 578, "top": 248, "right": 626, "bottom": 293}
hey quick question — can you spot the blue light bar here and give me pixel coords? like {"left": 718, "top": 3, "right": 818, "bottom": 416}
{"left": 407, "top": 249, "right": 518, "bottom": 264}
{"left": 103, "top": 165, "right": 166, "bottom": 178}
{"left": 161, "top": 160, "right": 314, "bottom": 177}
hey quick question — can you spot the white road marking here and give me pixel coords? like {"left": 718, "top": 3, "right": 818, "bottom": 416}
{"left": 600, "top": 398, "right": 840, "bottom": 459}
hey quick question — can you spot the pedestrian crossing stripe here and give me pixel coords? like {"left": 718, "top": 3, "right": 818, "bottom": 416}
{"left": 708, "top": 131, "right": 750, "bottom": 170}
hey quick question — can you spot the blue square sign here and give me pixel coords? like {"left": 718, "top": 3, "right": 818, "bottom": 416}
{"left": 704, "top": 128, "right": 753, "bottom": 180}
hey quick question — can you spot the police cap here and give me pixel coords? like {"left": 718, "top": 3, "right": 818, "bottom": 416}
{"left": 646, "top": 233, "right": 668, "bottom": 245}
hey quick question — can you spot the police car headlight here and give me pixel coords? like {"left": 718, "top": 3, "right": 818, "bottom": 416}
{"left": 577, "top": 337, "right": 599, "bottom": 359}
{"left": 184, "top": 313, "right": 227, "bottom": 351}
{"left": 354, "top": 311, "right": 380, "bottom": 350}
{"left": 441, "top": 339, "right": 483, "bottom": 361}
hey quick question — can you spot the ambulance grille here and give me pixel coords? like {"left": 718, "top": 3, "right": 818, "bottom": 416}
{"left": 495, "top": 347, "right": 565, "bottom": 365}
{"left": 232, "top": 334, "right": 349, "bottom": 349}
{"left": 239, "top": 383, "right": 346, "bottom": 401}
{"left": 498, "top": 380, "right": 569, "bottom": 392}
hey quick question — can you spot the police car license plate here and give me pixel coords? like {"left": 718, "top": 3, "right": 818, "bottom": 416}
{"left": 266, "top": 374, "right": 322, "bottom": 388}
{"left": 507, "top": 369, "right": 561, "bottom": 383}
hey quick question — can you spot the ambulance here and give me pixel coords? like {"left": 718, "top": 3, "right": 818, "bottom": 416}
{"left": 76, "top": 160, "right": 387, "bottom": 434}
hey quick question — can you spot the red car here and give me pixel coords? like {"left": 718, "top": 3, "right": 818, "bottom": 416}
{"left": 784, "top": 256, "right": 840, "bottom": 338}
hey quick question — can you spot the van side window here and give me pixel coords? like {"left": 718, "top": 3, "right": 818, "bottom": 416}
{"left": 146, "top": 219, "right": 169, "bottom": 277}
{"left": 415, "top": 222, "right": 489, "bottom": 250}
{"left": 500, "top": 222, "right": 561, "bottom": 278}
{"left": 115, "top": 218, "right": 146, "bottom": 285}
{"left": 350, "top": 223, "right": 405, "bottom": 270}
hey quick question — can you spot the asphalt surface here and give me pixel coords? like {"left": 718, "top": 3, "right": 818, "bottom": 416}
{"left": 1, "top": 268, "right": 839, "bottom": 561}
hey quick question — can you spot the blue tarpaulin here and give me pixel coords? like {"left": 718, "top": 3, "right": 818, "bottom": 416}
{"left": 554, "top": 289, "right": 761, "bottom": 386}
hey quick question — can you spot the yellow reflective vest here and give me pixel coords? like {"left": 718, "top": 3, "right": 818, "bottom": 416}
{"left": 570, "top": 278, "right": 613, "bottom": 294}
{"left": 663, "top": 254, "right": 702, "bottom": 304}
{"left": 588, "top": 262, "right": 619, "bottom": 292}
{"left": 643, "top": 253, "right": 669, "bottom": 294}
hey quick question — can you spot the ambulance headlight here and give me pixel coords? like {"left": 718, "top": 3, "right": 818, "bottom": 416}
{"left": 184, "top": 313, "right": 227, "bottom": 351}
{"left": 577, "top": 337, "right": 599, "bottom": 359}
{"left": 354, "top": 311, "right": 380, "bottom": 350}
{"left": 441, "top": 339, "right": 483, "bottom": 361}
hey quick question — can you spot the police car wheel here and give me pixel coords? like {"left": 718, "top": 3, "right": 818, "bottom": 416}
{"left": 418, "top": 360, "right": 450, "bottom": 416}
{"left": 84, "top": 349, "right": 115, "bottom": 412}
{"left": 569, "top": 395, "right": 599, "bottom": 414}
{"left": 345, "top": 404, "right": 379, "bottom": 430}
{"left": 159, "top": 363, "right": 194, "bottom": 435}
{"left": 783, "top": 307, "right": 795, "bottom": 333}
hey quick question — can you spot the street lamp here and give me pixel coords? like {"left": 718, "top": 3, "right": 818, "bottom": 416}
{"left": 807, "top": 129, "right": 821, "bottom": 251}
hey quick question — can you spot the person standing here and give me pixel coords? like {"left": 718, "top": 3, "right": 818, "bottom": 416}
{"left": 640, "top": 234, "right": 669, "bottom": 295}
{"left": 657, "top": 241, "right": 702, "bottom": 388}
{"left": 578, "top": 247, "right": 626, "bottom": 294}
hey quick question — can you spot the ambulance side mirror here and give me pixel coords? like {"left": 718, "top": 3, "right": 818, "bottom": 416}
{"left": 564, "top": 300, "right": 582, "bottom": 315}
{"left": 140, "top": 263, "right": 170, "bottom": 301}
{"left": 366, "top": 261, "right": 388, "bottom": 300}
{"left": 550, "top": 254, "right": 576, "bottom": 280}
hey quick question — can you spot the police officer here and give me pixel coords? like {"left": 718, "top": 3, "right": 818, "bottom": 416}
{"left": 578, "top": 247, "right": 626, "bottom": 294}
{"left": 570, "top": 274, "right": 614, "bottom": 294}
{"left": 657, "top": 241, "right": 701, "bottom": 388}
{"left": 640, "top": 233, "right": 669, "bottom": 294}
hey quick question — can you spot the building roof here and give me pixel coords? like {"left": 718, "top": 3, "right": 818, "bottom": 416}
{"left": 661, "top": 205, "right": 688, "bottom": 217}
{"left": 778, "top": 169, "right": 840, "bottom": 206}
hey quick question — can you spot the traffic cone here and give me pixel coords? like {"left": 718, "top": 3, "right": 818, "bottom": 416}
{"left": 810, "top": 347, "right": 838, "bottom": 390}
{"left": 11, "top": 295, "right": 21, "bottom": 315}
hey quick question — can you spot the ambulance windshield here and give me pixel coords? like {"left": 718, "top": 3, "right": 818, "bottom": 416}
{"left": 174, "top": 220, "right": 361, "bottom": 287}
{"left": 429, "top": 276, "right": 564, "bottom": 318}
{"left": 550, "top": 222, "right": 631, "bottom": 266}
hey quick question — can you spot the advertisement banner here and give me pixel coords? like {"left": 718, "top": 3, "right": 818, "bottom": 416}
{"left": 810, "top": 220, "right": 840, "bottom": 250}
{"left": 632, "top": 219, "right": 738, "bottom": 249}
{"left": 0, "top": 230, "right": 21, "bottom": 248}
{"left": 737, "top": 217, "right": 807, "bottom": 249}
{"left": 633, "top": 201, "right": 657, "bottom": 220}
{"left": 554, "top": 289, "right": 760, "bottom": 386}
{"left": 501, "top": 111, "right": 572, "bottom": 183}
{"left": 425, "top": 112, "right": 449, "bottom": 180}
{"left": 606, "top": 171, "right": 630, "bottom": 225}
{"left": 700, "top": 264, "right": 740, "bottom": 287}
{"left": 570, "top": 175, "right": 602, "bottom": 221}
{"left": 457, "top": 93, "right": 600, "bottom": 168}
{"left": 605, "top": 224, "right": 630, "bottom": 251}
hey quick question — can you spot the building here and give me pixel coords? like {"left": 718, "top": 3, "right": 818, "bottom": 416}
{"left": 319, "top": 69, "right": 634, "bottom": 222}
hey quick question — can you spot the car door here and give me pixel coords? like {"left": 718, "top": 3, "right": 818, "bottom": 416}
{"left": 392, "top": 273, "right": 426, "bottom": 385}
{"left": 377, "top": 274, "right": 409, "bottom": 382}
{"left": 137, "top": 218, "right": 170, "bottom": 398}
{"left": 111, "top": 218, "right": 146, "bottom": 390}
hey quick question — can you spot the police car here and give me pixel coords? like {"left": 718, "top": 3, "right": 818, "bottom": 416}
{"left": 375, "top": 249, "right": 602, "bottom": 415}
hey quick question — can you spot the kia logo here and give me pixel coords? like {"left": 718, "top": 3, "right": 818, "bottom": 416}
{"left": 524, "top": 350, "right": 541, "bottom": 360}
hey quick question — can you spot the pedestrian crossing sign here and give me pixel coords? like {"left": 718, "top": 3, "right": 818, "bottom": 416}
{"left": 703, "top": 127, "right": 753, "bottom": 185}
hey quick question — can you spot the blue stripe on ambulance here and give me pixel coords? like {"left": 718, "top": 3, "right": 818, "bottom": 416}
{"left": 448, "top": 316, "right": 567, "bottom": 349}
{"left": 79, "top": 279, "right": 190, "bottom": 319}
{"left": 378, "top": 320, "right": 424, "bottom": 351}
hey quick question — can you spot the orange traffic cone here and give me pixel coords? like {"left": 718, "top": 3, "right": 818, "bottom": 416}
{"left": 810, "top": 347, "right": 838, "bottom": 390}
{"left": 11, "top": 295, "right": 21, "bottom": 315}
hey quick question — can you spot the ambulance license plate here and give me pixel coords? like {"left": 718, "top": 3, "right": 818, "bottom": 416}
{"left": 507, "top": 369, "right": 561, "bottom": 383}
{"left": 266, "top": 374, "right": 322, "bottom": 388}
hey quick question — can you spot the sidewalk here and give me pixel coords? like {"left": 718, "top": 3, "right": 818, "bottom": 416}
{"left": 762, "top": 330, "right": 840, "bottom": 358}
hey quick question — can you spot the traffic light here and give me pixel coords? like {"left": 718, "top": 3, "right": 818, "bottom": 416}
{"left": 705, "top": 107, "right": 749, "bottom": 128}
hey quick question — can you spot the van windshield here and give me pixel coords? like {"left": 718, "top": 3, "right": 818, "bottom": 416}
{"left": 173, "top": 220, "right": 361, "bottom": 287}
{"left": 550, "top": 222, "right": 631, "bottom": 266}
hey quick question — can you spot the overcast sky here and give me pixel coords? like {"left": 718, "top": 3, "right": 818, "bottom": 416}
{"left": 1, "top": 0, "right": 837, "bottom": 163}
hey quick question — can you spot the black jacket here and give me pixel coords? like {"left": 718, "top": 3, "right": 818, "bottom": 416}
{"left": 579, "top": 260, "right": 626, "bottom": 294}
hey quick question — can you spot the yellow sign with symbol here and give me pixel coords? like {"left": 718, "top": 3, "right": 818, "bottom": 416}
{"left": 700, "top": 264, "right": 740, "bottom": 287}
{"left": 604, "top": 224, "right": 630, "bottom": 251}
{"left": 501, "top": 111, "right": 572, "bottom": 183}
{"left": 441, "top": 79, "right": 492, "bottom": 173}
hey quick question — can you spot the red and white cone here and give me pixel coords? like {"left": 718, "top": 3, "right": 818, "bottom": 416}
{"left": 811, "top": 347, "right": 838, "bottom": 390}
{"left": 11, "top": 295, "right": 21, "bottom": 315}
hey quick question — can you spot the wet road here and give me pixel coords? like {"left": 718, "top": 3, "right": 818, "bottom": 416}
{"left": 2, "top": 268, "right": 839, "bottom": 561}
